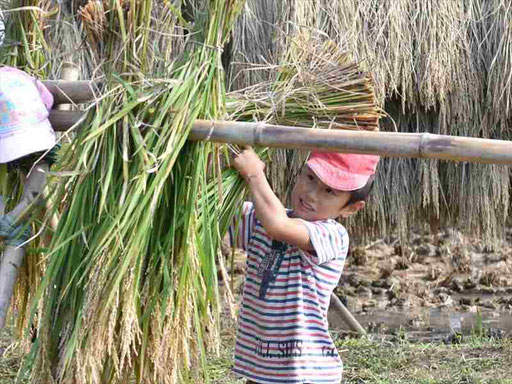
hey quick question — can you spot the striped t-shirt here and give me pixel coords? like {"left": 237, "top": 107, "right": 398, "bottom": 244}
{"left": 230, "top": 202, "right": 349, "bottom": 384}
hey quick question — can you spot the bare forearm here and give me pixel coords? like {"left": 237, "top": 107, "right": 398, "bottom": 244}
{"left": 247, "top": 173, "right": 288, "bottom": 235}
{"left": 233, "top": 146, "right": 311, "bottom": 249}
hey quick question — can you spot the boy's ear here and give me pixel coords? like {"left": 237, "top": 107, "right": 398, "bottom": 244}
{"left": 340, "top": 201, "right": 365, "bottom": 218}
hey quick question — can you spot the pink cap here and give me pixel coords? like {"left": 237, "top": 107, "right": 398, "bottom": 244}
{"left": 307, "top": 152, "right": 379, "bottom": 191}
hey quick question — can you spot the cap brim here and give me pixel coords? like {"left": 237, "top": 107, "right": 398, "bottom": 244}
{"left": 0, "top": 119, "right": 55, "bottom": 163}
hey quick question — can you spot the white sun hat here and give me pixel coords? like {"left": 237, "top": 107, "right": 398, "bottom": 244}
{"left": 0, "top": 66, "right": 56, "bottom": 163}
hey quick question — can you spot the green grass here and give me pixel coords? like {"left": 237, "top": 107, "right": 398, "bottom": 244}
{"left": 2, "top": 323, "right": 512, "bottom": 384}
{"left": 336, "top": 334, "right": 512, "bottom": 383}
{"left": 205, "top": 318, "right": 244, "bottom": 384}
{"left": 0, "top": 326, "right": 25, "bottom": 384}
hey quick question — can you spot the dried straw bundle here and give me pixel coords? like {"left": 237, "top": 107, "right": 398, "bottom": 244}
{"left": 229, "top": 34, "right": 381, "bottom": 130}
{"left": 481, "top": 0, "right": 512, "bottom": 132}
{"left": 78, "top": 0, "right": 106, "bottom": 49}
{"left": 231, "top": 0, "right": 512, "bottom": 243}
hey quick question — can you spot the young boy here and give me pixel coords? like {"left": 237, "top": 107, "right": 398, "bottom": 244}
{"left": 230, "top": 147, "right": 379, "bottom": 384}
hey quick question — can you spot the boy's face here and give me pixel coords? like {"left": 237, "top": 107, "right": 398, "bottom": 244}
{"left": 291, "top": 166, "right": 365, "bottom": 221}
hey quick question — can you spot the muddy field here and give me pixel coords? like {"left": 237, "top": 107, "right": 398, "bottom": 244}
{"left": 227, "top": 227, "right": 512, "bottom": 337}
{"left": 343, "top": 229, "right": 512, "bottom": 310}
{"left": 332, "top": 229, "right": 512, "bottom": 338}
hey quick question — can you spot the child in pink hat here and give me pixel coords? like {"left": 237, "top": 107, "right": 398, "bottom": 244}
{"left": 230, "top": 147, "right": 379, "bottom": 384}
{"left": 0, "top": 66, "right": 57, "bottom": 248}
{"left": 0, "top": 66, "right": 56, "bottom": 163}
{"left": 0, "top": 67, "right": 57, "bottom": 327}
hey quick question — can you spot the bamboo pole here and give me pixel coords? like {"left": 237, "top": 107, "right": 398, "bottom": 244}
{"left": 190, "top": 121, "right": 512, "bottom": 165}
{"left": 49, "top": 110, "right": 86, "bottom": 130}
{"left": 42, "top": 80, "right": 95, "bottom": 105}
{"left": 0, "top": 164, "right": 48, "bottom": 328}
{"left": 0, "top": 247, "right": 24, "bottom": 328}
{"left": 49, "top": 111, "right": 512, "bottom": 165}
{"left": 329, "top": 294, "right": 366, "bottom": 335}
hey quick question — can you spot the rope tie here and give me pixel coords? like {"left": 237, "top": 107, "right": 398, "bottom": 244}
{"left": 0, "top": 215, "right": 32, "bottom": 247}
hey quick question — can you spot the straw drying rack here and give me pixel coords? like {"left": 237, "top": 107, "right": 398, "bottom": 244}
{"left": 45, "top": 80, "right": 512, "bottom": 165}
{"left": 2, "top": 76, "right": 512, "bottom": 334}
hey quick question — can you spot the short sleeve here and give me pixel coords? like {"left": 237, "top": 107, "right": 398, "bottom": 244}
{"left": 299, "top": 220, "right": 349, "bottom": 265}
{"left": 228, "top": 202, "right": 256, "bottom": 251}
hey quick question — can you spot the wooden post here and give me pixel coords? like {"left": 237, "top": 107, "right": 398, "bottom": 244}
{"left": 0, "top": 248, "right": 24, "bottom": 328}
{"left": 55, "top": 62, "right": 80, "bottom": 111}
{"left": 0, "top": 164, "right": 48, "bottom": 328}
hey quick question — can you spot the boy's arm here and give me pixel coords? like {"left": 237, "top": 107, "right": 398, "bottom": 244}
{"left": 228, "top": 201, "right": 256, "bottom": 251}
{"left": 233, "top": 147, "right": 313, "bottom": 251}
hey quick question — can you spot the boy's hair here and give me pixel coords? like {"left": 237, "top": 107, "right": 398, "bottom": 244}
{"left": 346, "top": 174, "right": 376, "bottom": 206}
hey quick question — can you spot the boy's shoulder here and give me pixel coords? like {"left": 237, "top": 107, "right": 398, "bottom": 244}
{"left": 296, "top": 218, "right": 349, "bottom": 265}
{"left": 302, "top": 216, "right": 349, "bottom": 235}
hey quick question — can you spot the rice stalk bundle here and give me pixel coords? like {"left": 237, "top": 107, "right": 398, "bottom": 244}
{"left": 28, "top": 1, "right": 245, "bottom": 383}
{"left": 0, "top": 0, "right": 56, "bottom": 74}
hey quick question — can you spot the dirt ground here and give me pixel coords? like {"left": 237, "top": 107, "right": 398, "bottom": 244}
{"left": 338, "top": 228, "right": 512, "bottom": 316}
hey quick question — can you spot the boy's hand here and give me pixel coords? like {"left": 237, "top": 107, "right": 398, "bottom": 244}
{"left": 233, "top": 146, "right": 265, "bottom": 181}
{"left": 233, "top": 146, "right": 313, "bottom": 252}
